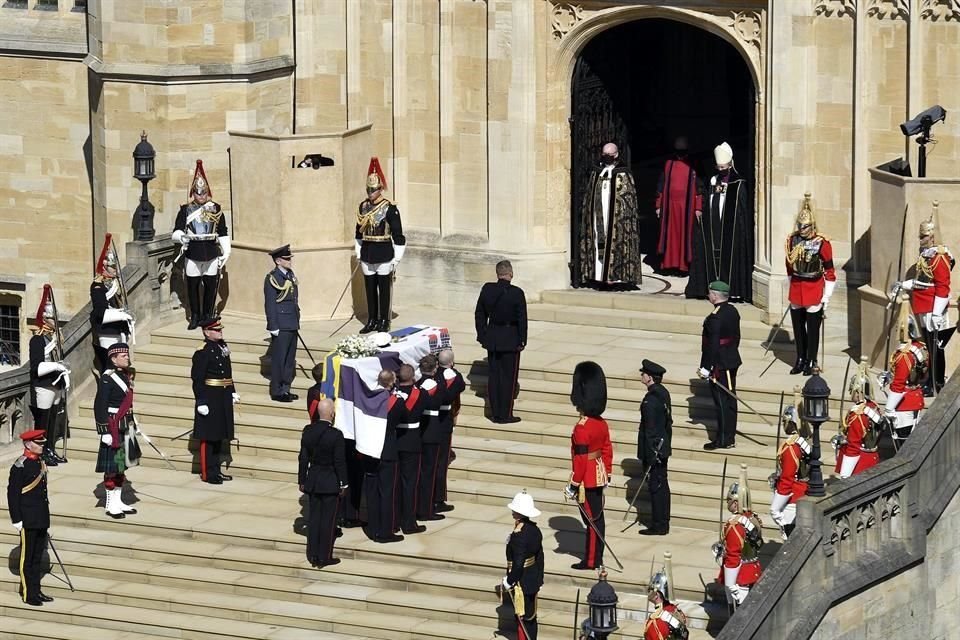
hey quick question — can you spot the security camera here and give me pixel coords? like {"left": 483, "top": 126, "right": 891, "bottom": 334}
{"left": 900, "top": 105, "right": 946, "bottom": 137}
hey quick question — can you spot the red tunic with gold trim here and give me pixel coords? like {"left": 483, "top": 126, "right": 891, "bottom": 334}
{"left": 775, "top": 437, "right": 810, "bottom": 504}
{"left": 785, "top": 233, "right": 836, "bottom": 308}
{"left": 717, "top": 511, "right": 762, "bottom": 587}
{"left": 834, "top": 400, "right": 881, "bottom": 475}
{"left": 570, "top": 416, "right": 613, "bottom": 489}
{"left": 888, "top": 341, "right": 927, "bottom": 412}
{"left": 910, "top": 246, "right": 954, "bottom": 315}
{"left": 643, "top": 602, "right": 687, "bottom": 640}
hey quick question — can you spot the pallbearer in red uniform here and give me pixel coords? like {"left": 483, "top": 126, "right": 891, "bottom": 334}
{"left": 894, "top": 204, "right": 954, "bottom": 395}
{"left": 565, "top": 361, "right": 614, "bottom": 570}
{"left": 768, "top": 392, "right": 810, "bottom": 540}
{"left": 714, "top": 465, "right": 763, "bottom": 607}
{"left": 655, "top": 136, "right": 702, "bottom": 275}
{"left": 785, "top": 194, "right": 836, "bottom": 376}
{"left": 644, "top": 563, "right": 689, "bottom": 640}
{"left": 833, "top": 358, "right": 882, "bottom": 478}
{"left": 882, "top": 311, "right": 928, "bottom": 444}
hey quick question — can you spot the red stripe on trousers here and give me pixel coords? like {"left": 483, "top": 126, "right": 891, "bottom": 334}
{"left": 517, "top": 614, "right": 527, "bottom": 640}
{"left": 583, "top": 498, "right": 596, "bottom": 567}
{"left": 200, "top": 441, "right": 208, "bottom": 481}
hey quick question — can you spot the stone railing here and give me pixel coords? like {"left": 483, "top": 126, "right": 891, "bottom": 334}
{"left": 0, "top": 236, "right": 178, "bottom": 444}
{"left": 719, "top": 373, "right": 960, "bottom": 639}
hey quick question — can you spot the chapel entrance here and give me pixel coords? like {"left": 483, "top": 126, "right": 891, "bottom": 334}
{"left": 569, "top": 18, "right": 756, "bottom": 289}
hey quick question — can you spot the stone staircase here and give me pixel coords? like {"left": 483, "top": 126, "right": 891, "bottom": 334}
{"left": 0, "top": 292, "right": 856, "bottom": 640}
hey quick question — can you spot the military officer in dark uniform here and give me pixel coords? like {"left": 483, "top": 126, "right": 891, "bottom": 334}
{"left": 356, "top": 158, "right": 406, "bottom": 333}
{"left": 500, "top": 490, "right": 545, "bottom": 640}
{"left": 298, "top": 398, "right": 348, "bottom": 567}
{"left": 366, "top": 370, "right": 407, "bottom": 543}
{"left": 90, "top": 233, "right": 134, "bottom": 373}
{"left": 699, "top": 281, "right": 742, "bottom": 450}
{"left": 264, "top": 245, "right": 300, "bottom": 402}
{"left": 306, "top": 363, "right": 325, "bottom": 422}
{"left": 395, "top": 364, "right": 427, "bottom": 534}
{"left": 191, "top": 317, "right": 237, "bottom": 484}
{"left": 475, "top": 260, "right": 528, "bottom": 424}
{"left": 7, "top": 429, "right": 53, "bottom": 606}
{"left": 638, "top": 359, "right": 672, "bottom": 536}
{"left": 94, "top": 343, "right": 140, "bottom": 519}
{"left": 416, "top": 354, "right": 446, "bottom": 521}
{"left": 172, "top": 159, "right": 230, "bottom": 329}
{"left": 434, "top": 349, "right": 465, "bottom": 513}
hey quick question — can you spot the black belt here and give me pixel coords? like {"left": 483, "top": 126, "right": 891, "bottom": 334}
{"left": 492, "top": 321, "right": 518, "bottom": 327}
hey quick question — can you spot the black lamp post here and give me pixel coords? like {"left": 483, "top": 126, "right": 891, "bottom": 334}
{"left": 583, "top": 570, "right": 619, "bottom": 639}
{"left": 132, "top": 131, "right": 156, "bottom": 241}
{"left": 802, "top": 368, "right": 831, "bottom": 497}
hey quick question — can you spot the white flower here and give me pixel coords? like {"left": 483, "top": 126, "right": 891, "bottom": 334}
{"left": 334, "top": 334, "right": 381, "bottom": 359}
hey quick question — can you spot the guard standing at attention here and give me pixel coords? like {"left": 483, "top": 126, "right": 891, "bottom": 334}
{"left": 191, "top": 317, "right": 237, "bottom": 484}
{"left": 298, "top": 398, "right": 348, "bottom": 568}
{"left": 264, "top": 245, "right": 300, "bottom": 403}
{"left": 475, "top": 260, "right": 528, "bottom": 424}
{"left": 500, "top": 490, "right": 545, "bottom": 640}
{"left": 356, "top": 158, "right": 406, "bottom": 333}
{"left": 638, "top": 359, "right": 672, "bottom": 536}
{"left": 7, "top": 430, "right": 53, "bottom": 607}
{"left": 698, "top": 281, "right": 742, "bottom": 450}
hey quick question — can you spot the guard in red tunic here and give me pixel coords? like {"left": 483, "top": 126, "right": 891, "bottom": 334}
{"left": 714, "top": 467, "right": 763, "bottom": 607}
{"left": 768, "top": 395, "right": 810, "bottom": 540}
{"left": 655, "top": 137, "right": 702, "bottom": 275}
{"left": 833, "top": 360, "right": 882, "bottom": 478}
{"left": 882, "top": 314, "right": 928, "bottom": 444}
{"left": 894, "top": 208, "right": 954, "bottom": 395}
{"left": 565, "top": 361, "right": 613, "bottom": 570}
{"left": 785, "top": 194, "right": 836, "bottom": 375}
{"left": 644, "top": 566, "right": 689, "bottom": 640}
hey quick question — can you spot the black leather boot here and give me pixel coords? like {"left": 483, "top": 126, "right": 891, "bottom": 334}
{"left": 359, "top": 274, "right": 379, "bottom": 334}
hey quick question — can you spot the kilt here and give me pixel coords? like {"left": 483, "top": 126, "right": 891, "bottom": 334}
{"left": 95, "top": 421, "right": 140, "bottom": 474}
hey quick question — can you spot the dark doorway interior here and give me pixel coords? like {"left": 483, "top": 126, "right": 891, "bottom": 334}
{"left": 570, "top": 18, "right": 755, "bottom": 285}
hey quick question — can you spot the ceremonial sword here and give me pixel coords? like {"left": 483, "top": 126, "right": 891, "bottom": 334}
{"left": 622, "top": 437, "right": 664, "bottom": 522}
{"left": 707, "top": 378, "right": 774, "bottom": 438}
{"left": 46, "top": 536, "right": 74, "bottom": 592}
{"left": 563, "top": 491, "right": 624, "bottom": 571}
{"left": 131, "top": 415, "right": 177, "bottom": 471}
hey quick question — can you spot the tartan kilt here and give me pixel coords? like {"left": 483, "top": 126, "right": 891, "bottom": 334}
{"left": 95, "top": 441, "right": 127, "bottom": 474}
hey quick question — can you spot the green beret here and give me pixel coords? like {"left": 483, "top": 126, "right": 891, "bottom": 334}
{"left": 708, "top": 280, "right": 730, "bottom": 293}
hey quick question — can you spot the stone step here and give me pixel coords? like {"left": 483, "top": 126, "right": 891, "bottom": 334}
{"left": 0, "top": 615, "right": 143, "bottom": 640}
{"left": 539, "top": 289, "right": 769, "bottom": 322}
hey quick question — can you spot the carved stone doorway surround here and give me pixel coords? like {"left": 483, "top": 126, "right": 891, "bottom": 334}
{"left": 544, "top": 1, "right": 771, "bottom": 308}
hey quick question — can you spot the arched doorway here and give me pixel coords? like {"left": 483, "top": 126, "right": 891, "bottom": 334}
{"left": 570, "top": 18, "right": 756, "bottom": 288}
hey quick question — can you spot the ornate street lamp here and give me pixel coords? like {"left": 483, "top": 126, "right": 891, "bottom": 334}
{"left": 802, "top": 368, "right": 831, "bottom": 497}
{"left": 132, "top": 131, "right": 156, "bottom": 241}
{"left": 583, "top": 570, "right": 619, "bottom": 639}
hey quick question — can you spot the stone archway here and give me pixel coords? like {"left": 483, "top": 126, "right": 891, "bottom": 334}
{"left": 544, "top": 3, "right": 769, "bottom": 300}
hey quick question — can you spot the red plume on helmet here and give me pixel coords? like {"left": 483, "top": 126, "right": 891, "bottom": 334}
{"left": 34, "top": 284, "right": 53, "bottom": 327}
{"left": 366, "top": 157, "right": 387, "bottom": 192}
{"left": 95, "top": 233, "right": 117, "bottom": 275}
{"left": 189, "top": 159, "right": 212, "bottom": 198}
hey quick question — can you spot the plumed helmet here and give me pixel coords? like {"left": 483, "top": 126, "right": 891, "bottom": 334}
{"left": 795, "top": 192, "right": 817, "bottom": 233}
{"left": 570, "top": 360, "right": 607, "bottom": 417}
{"left": 727, "top": 465, "right": 751, "bottom": 511}
{"left": 189, "top": 159, "right": 212, "bottom": 198}
{"left": 366, "top": 157, "right": 387, "bottom": 192}
{"left": 919, "top": 201, "right": 939, "bottom": 238}
{"left": 648, "top": 568, "right": 669, "bottom": 599}
{"left": 847, "top": 357, "right": 873, "bottom": 402}
{"left": 95, "top": 233, "right": 118, "bottom": 275}
{"left": 34, "top": 284, "right": 55, "bottom": 328}
{"left": 714, "top": 142, "right": 733, "bottom": 166}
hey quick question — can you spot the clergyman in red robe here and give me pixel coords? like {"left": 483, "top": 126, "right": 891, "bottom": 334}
{"left": 655, "top": 137, "right": 702, "bottom": 274}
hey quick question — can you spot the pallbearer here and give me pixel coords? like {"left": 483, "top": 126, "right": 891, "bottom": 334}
{"left": 191, "top": 317, "right": 237, "bottom": 484}
{"left": 298, "top": 398, "right": 348, "bottom": 567}
{"left": 434, "top": 349, "right": 465, "bottom": 513}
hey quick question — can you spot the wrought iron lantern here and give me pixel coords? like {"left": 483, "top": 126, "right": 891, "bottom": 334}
{"left": 585, "top": 570, "right": 618, "bottom": 638}
{"left": 132, "top": 131, "right": 156, "bottom": 241}
{"left": 802, "top": 368, "right": 832, "bottom": 497}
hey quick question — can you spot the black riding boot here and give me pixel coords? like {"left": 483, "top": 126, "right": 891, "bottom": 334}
{"left": 377, "top": 274, "right": 392, "bottom": 331}
{"left": 201, "top": 274, "right": 219, "bottom": 323}
{"left": 789, "top": 308, "right": 807, "bottom": 375}
{"left": 360, "top": 274, "right": 379, "bottom": 334}
{"left": 186, "top": 276, "right": 201, "bottom": 330}
{"left": 804, "top": 309, "right": 823, "bottom": 375}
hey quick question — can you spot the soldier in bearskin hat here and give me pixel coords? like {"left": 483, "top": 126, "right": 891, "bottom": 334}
{"left": 191, "top": 317, "right": 237, "bottom": 484}
{"left": 173, "top": 159, "right": 231, "bottom": 330}
{"left": 356, "top": 158, "right": 406, "bottom": 333}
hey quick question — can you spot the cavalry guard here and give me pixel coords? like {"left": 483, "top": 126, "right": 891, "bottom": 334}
{"left": 644, "top": 564, "right": 689, "bottom": 640}
{"left": 714, "top": 465, "right": 763, "bottom": 607}
{"left": 28, "top": 285, "right": 70, "bottom": 465}
{"left": 833, "top": 359, "right": 882, "bottom": 478}
{"left": 769, "top": 391, "right": 811, "bottom": 539}
{"left": 90, "top": 233, "right": 134, "bottom": 372}
{"left": 881, "top": 311, "right": 929, "bottom": 445}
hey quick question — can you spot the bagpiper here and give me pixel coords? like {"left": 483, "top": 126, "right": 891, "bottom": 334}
{"left": 28, "top": 285, "right": 69, "bottom": 465}
{"left": 881, "top": 312, "right": 928, "bottom": 444}
{"left": 94, "top": 343, "right": 141, "bottom": 519}
{"left": 769, "top": 392, "right": 810, "bottom": 539}
{"left": 172, "top": 159, "right": 230, "bottom": 330}
{"left": 89, "top": 233, "right": 134, "bottom": 373}
{"left": 356, "top": 157, "right": 406, "bottom": 333}
{"left": 500, "top": 490, "right": 544, "bottom": 640}
{"left": 785, "top": 194, "right": 836, "bottom": 375}
{"left": 893, "top": 204, "right": 955, "bottom": 395}
{"left": 644, "top": 565, "right": 689, "bottom": 640}
{"left": 833, "top": 359, "right": 882, "bottom": 478}
{"left": 566, "top": 361, "right": 614, "bottom": 571}
{"left": 7, "top": 430, "right": 53, "bottom": 606}
{"left": 714, "top": 466, "right": 763, "bottom": 607}
{"left": 191, "top": 317, "right": 237, "bottom": 484}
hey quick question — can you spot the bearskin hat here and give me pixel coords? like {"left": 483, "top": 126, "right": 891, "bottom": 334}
{"left": 570, "top": 360, "right": 607, "bottom": 417}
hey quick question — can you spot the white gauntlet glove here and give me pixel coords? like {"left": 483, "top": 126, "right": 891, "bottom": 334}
{"left": 197, "top": 405, "right": 210, "bottom": 416}
{"left": 12, "top": 522, "right": 22, "bottom": 532}
{"left": 697, "top": 367, "right": 711, "bottom": 380}
{"left": 354, "top": 241, "right": 362, "bottom": 261}
{"left": 232, "top": 393, "right": 240, "bottom": 404}
{"left": 100, "top": 434, "right": 113, "bottom": 446}
{"left": 268, "top": 329, "right": 279, "bottom": 337}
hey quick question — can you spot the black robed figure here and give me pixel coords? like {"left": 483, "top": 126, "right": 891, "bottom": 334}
{"left": 686, "top": 142, "right": 754, "bottom": 302}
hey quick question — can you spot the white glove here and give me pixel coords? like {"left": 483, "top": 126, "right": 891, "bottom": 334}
{"left": 562, "top": 485, "right": 577, "bottom": 501}
{"left": 501, "top": 576, "right": 512, "bottom": 590}
{"left": 100, "top": 434, "right": 113, "bottom": 446}
{"left": 393, "top": 244, "right": 406, "bottom": 266}
{"left": 655, "top": 208, "right": 661, "bottom": 218}
{"left": 899, "top": 279, "right": 915, "bottom": 292}
{"left": 217, "top": 255, "right": 227, "bottom": 270}
{"left": 269, "top": 329, "right": 279, "bottom": 337}
{"left": 102, "top": 308, "right": 133, "bottom": 324}
{"left": 697, "top": 367, "right": 711, "bottom": 380}
{"left": 232, "top": 393, "right": 240, "bottom": 404}
{"left": 58, "top": 371, "right": 71, "bottom": 391}
{"left": 354, "top": 241, "right": 362, "bottom": 261}
{"left": 12, "top": 522, "right": 22, "bottom": 532}
{"left": 931, "top": 314, "right": 946, "bottom": 330}
{"left": 197, "top": 405, "right": 210, "bottom": 416}
{"left": 218, "top": 236, "right": 231, "bottom": 268}
{"left": 821, "top": 297, "right": 830, "bottom": 310}
{"left": 37, "top": 362, "right": 67, "bottom": 377}
{"left": 884, "top": 408, "right": 897, "bottom": 420}
{"left": 172, "top": 230, "right": 190, "bottom": 246}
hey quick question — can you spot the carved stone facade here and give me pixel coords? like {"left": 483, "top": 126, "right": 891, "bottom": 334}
{"left": 865, "top": 0, "right": 910, "bottom": 19}
{"left": 921, "top": 0, "right": 960, "bottom": 20}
